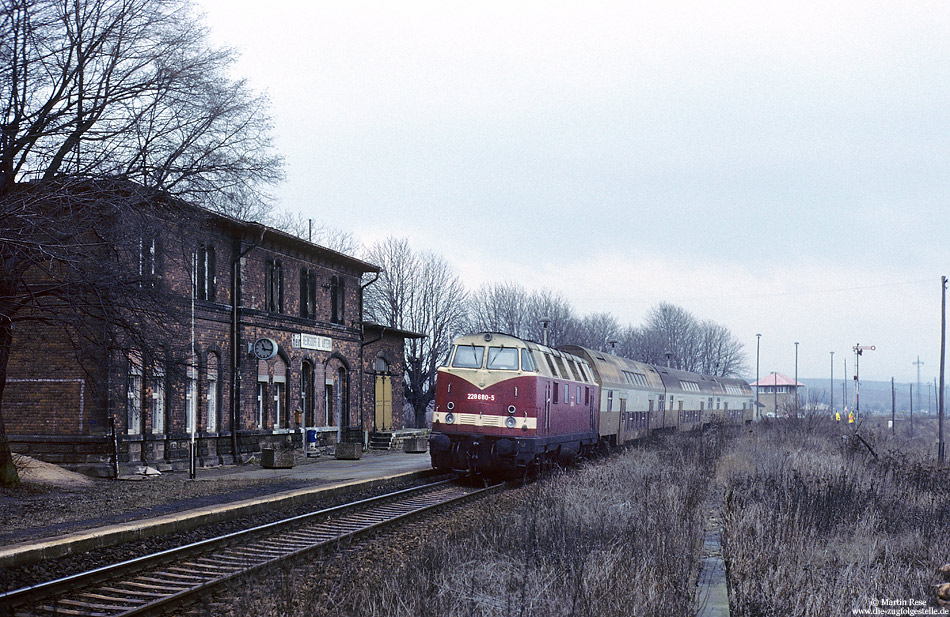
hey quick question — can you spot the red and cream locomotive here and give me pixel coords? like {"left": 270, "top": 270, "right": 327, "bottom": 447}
{"left": 429, "top": 332, "right": 599, "bottom": 474}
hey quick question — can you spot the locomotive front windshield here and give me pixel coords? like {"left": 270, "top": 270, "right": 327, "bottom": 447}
{"left": 449, "top": 344, "right": 539, "bottom": 372}
{"left": 486, "top": 347, "right": 519, "bottom": 369}
{"left": 452, "top": 345, "right": 484, "bottom": 368}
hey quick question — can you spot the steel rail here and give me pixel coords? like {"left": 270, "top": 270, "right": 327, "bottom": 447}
{"left": 1, "top": 477, "right": 502, "bottom": 616}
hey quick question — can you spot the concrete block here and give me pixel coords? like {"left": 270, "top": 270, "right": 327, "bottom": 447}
{"left": 335, "top": 442, "right": 363, "bottom": 460}
{"left": 403, "top": 437, "right": 428, "bottom": 453}
{"left": 261, "top": 448, "right": 295, "bottom": 469}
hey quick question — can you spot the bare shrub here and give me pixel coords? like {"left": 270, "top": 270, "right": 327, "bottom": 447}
{"left": 722, "top": 419, "right": 950, "bottom": 616}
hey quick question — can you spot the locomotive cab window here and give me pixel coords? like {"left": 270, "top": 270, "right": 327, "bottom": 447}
{"left": 521, "top": 349, "right": 538, "bottom": 372}
{"left": 452, "top": 345, "right": 484, "bottom": 368}
{"left": 487, "top": 346, "right": 519, "bottom": 370}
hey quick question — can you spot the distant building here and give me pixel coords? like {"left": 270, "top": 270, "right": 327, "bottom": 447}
{"left": 750, "top": 372, "right": 805, "bottom": 417}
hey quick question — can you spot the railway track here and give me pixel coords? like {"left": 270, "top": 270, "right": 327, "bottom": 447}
{"left": 0, "top": 477, "right": 501, "bottom": 616}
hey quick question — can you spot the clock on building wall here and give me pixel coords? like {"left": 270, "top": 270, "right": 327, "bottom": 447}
{"left": 251, "top": 337, "right": 278, "bottom": 360}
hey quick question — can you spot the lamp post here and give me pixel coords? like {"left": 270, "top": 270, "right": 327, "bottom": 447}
{"left": 794, "top": 341, "right": 799, "bottom": 412}
{"left": 773, "top": 372, "right": 778, "bottom": 417}
{"left": 755, "top": 334, "right": 762, "bottom": 418}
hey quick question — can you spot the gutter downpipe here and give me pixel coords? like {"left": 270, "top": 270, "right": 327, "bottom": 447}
{"left": 358, "top": 272, "right": 380, "bottom": 446}
{"left": 230, "top": 225, "right": 265, "bottom": 463}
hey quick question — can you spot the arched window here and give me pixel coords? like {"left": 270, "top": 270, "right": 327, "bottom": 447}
{"left": 185, "top": 355, "right": 197, "bottom": 433}
{"left": 127, "top": 352, "right": 143, "bottom": 435}
{"left": 151, "top": 355, "right": 166, "bottom": 435}
{"left": 206, "top": 353, "right": 219, "bottom": 432}
{"left": 273, "top": 356, "right": 287, "bottom": 428}
{"left": 302, "top": 360, "right": 315, "bottom": 427}
{"left": 257, "top": 359, "right": 269, "bottom": 429}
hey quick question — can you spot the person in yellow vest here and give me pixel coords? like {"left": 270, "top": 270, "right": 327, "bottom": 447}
{"left": 835, "top": 411, "right": 841, "bottom": 422}
{"left": 848, "top": 411, "right": 854, "bottom": 424}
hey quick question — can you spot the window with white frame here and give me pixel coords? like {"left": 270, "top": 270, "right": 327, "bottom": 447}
{"left": 151, "top": 364, "right": 165, "bottom": 434}
{"left": 127, "top": 356, "right": 142, "bottom": 435}
{"left": 185, "top": 360, "right": 197, "bottom": 433}
{"left": 206, "top": 353, "right": 218, "bottom": 433}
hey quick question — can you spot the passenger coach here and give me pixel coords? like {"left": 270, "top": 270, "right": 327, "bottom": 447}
{"left": 562, "top": 345, "right": 755, "bottom": 447}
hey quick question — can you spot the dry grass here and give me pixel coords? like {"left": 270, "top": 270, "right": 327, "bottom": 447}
{"left": 214, "top": 430, "right": 727, "bottom": 617}
{"left": 721, "top": 417, "right": 950, "bottom": 616}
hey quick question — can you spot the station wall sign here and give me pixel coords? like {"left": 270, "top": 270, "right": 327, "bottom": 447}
{"left": 292, "top": 333, "right": 332, "bottom": 352}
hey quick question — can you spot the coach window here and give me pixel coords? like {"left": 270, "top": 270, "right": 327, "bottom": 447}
{"left": 576, "top": 385, "right": 582, "bottom": 404}
{"left": 487, "top": 346, "right": 519, "bottom": 370}
{"left": 452, "top": 345, "right": 484, "bottom": 368}
{"left": 564, "top": 383, "right": 570, "bottom": 404}
{"left": 553, "top": 382, "right": 559, "bottom": 404}
{"left": 606, "top": 390, "right": 613, "bottom": 411}
{"left": 543, "top": 354, "right": 559, "bottom": 378}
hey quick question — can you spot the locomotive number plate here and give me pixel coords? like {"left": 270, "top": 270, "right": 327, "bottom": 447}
{"left": 467, "top": 393, "right": 495, "bottom": 401}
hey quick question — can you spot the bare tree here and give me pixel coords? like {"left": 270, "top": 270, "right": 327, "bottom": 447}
{"left": 467, "top": 281, "right": 530, "bottom": 336}
{"left": 0, "top": 0, "right": 282, "bottom": 217}
{"left": 0, "top": 0, "right": 282, "bottom": 486}
{"left": 695, "top": 320, "right": 747, "bottom": 377}
{"left": 637, "top": 303, "right": 700, "bottom": 370}
{"left": 523, "top": 289, "right": 577, "bottom": 347}
{"left": 571, "top": 312, "right": 622, "bottom": 353}
{"left": 363, "top": 237, "right": 468, "bottom": 428}
{"left": 267, "top": 209, "right": 361, "bottom": 255}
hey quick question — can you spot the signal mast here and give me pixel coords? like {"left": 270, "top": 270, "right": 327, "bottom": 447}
{"left": 853, "top": 344, "right": 875, "bottom": 418}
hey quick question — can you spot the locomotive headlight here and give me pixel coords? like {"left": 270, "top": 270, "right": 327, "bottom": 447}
{"left": 505, "top": 416, "right": 517, "bottom": 429}
{"left": 507, "top": 405, "right": 517, "bottom": 415}
{"left": 446, "top": 401, "right": 455, "bottom": 410}
{"left": 445, "top": 413, "right": 456, "bottom": 424}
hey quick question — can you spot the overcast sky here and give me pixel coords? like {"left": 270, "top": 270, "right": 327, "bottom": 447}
{"left": 196, "top": 0, "right": 949, "bottom": 386}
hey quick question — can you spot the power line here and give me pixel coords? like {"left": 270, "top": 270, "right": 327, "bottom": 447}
{"left": 569, "top": 277, "right": 935, "bottom": 305}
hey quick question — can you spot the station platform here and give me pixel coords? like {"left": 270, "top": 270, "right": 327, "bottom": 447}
{"left": 0, "top": 450, "right": 436, "bottom": 570}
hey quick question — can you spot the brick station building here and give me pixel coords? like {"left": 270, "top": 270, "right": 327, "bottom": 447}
{"left": 4, "top": 189, "right": 419, "bottom": 476}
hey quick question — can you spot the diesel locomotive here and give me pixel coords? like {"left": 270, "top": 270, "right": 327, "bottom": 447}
{"left": 429, "top": 332, "right": 755, "bottom": 475}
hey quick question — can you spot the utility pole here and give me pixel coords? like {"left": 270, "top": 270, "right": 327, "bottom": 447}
{"left": 755, "top": 334, "right": 762, "bottom": 418}
{"left": 843, "top": 358, "right": 848, "bottom": 411}
{"left": 891, "top": 377, "right": 895, "bottom": 435}
{"left": 913, "top": 356, "right": 924, "bottom": 414}
{"left": 794, "top": 342, "right": 799, "bottom": 412}
{"left": 910, "top": 382, "right": 914, "bottom": 434}
{"left": 939, "top": 276, "right": 946, "bottom": 464}
{"left": 830, "top": 351, "right": 835, "bottom": 415}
